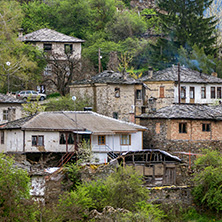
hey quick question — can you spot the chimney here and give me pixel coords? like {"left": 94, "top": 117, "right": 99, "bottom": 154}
{"left": 211, "top": 72, "right": 218, "bottom": 77}
{"left": 18, "top": 28, "right": 23, "bottom": 38}
{"left": 199, "top": 69, "right": 202, "bottom": 76}
{"left": 148, "top": 67, "right": 153, "bottom": 78}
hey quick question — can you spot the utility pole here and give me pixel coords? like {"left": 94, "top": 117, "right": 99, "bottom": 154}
{"left": 98, "top": 48, "right": 101, "bottom": 73}
{"left": 178, "top": 63, "right": 181, "bottom": 104}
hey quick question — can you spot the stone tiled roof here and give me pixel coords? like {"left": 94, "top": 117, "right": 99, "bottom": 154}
{"left": 0, "top": 93, "right": 23, "bottom": 104}
{"left": 139, "top": 104, "right": 222, "bottom": 120}
{"left": 0, "top": 111, "right": 147, "bottom": 133}
{"left": 71, "top": 70, "right": 141, "bottom": 85}
{"left": 142, "top": 65, "right": 222, "bottom": 83}
{"left": 19, "top": 28, "right": 85, "bottom": 43}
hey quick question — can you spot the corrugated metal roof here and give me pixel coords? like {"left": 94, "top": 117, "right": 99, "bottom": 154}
{"left": 139, "top": 104, "right": 222, "bottom": 120}
{"left": 142, "top": 65, "right": 222, "bottom": 83}
{"left": 0, "top": 111, "right": 147, "bottom": 134}
{"left": 19, "top": 28, "right": 85, "bottom": 43}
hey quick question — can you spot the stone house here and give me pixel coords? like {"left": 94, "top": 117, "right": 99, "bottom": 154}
{"left": 0, "top": 111, "right": 146, "bottom": 163}
{"left": 19, "top": 28, "right": 85, "bottom": 93}
{"left": 136, "top": 104, "right": 222, "bottom": 156}
{"left": 69, "top": 70, "right": 147, "bottom": 123}
{"left": 0, "top": 93, "right": 24, "bottom": 124}
{"left": 142, "top": 65, "right": 222, "bottom": 111}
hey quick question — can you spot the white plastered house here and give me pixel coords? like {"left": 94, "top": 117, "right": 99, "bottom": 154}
{"left": 0, "top": 111, "right": 146, "bottom": 163}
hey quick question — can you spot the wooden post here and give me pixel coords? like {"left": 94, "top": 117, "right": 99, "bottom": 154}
{"left": 178, "top": 63, "right": 181, "bottom": 104}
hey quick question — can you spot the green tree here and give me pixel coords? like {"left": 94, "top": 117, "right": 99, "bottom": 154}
{"left": 0, "top": 154, "right": 36, "bottom": 221}
{"left": 0, "top": 0, "right": 45, "bottom": 93}
{"left": 45, "top": 95, "right": 92, "bottom": 111}
{"left": 192, "top": 149, "right": 222, "bottom": 212}
{"left": 156, "top": 0, "right": 217, "bottom": 54}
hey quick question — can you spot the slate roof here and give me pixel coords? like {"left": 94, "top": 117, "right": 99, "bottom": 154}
{"left": 71, "top": 70, "right": 141, "bottom": 85}
{"left": 19, "top": 28, "right": 85, "bottom": 43}
{"left": 142, "top": 65, "right": 222, "bottom": 84}
{"left": 138, "top": 104, "right": 222, "bottom": 120}
{"left": 0, "top": 111, "right": 147, "bottom": 134}
{"left": 0, "top": 93, "right": 23, "bottom": 104}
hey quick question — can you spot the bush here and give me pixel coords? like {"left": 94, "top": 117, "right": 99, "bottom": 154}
{"left": 192, "top": 149, "right": 222, "bottom": 212}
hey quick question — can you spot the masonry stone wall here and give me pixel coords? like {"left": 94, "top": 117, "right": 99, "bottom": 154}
{"left": 70, "top": 83, "right": 143, "bottom": 122}
{"left": 140, "top": 118, "right": 222, "bottom": 164}
{"left": 144, "top": 81, "right": 175, "bottom": 110}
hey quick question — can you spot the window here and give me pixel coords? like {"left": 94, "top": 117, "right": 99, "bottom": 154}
{"left": 60, "top": 133, "right": 66, "bottom": 144}
{"left": 43, "top": 43, "right": 52, "bottom": 52}
{"left": 3, "top": 110, "right": 8, "bottom": 121}
{"left": 67, "top": 133, "right": 74, "bottom": 144}
{"left": 113, "top": 112, "right": 118, "bottom": 119}
{"left": 201, "top": 87, "right": 206, "bottom": 99}
{"left": 202, "top": 123, "right": 211, "bottom": 132}
{"left": 43, "top": 64, "right": 52, "bottom": 75}
{"left": 217, "top": 87, "right": 222, "bottom": 99}
{"left": 181, "top": 86, "right": 186, "bottom": 99}
{"left": 211, "top": 87, "right": 215, "bottom": 99}
{"left": 136, "top": 90, "right": 142, "bottom": 100}
{"left": 115, "top": 88, "right": 120, "bottom": 98}
{"left": 179, "top": 123, "right": 187, "bottom": 133}
{"left": 159, "top": 86, "right": 164, "bottom": 98}
{"left": 64, "top": 44, "right": 73, "bottom": 54}
{"left": 32, "top": 135, "right": 44, "bottom": 146}
{"left": 120, "top": 134, "right": 131, "bottom": 145}
{"left": 0, "top": 131, "right": 4, "bottom": 144}
{"left": 98, "top": 135, "right": 105, "bottom": 145}
{"left": 190, "top": 87, "right": 195, "bottom": 99}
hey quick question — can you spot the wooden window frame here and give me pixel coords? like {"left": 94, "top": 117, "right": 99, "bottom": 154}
{"left": 32, "top": 135, "right": 44, "bottom": 146}
{"left": 136, "top": 90, "right": 142, "bottom": 100}
{"left": 202, "top": 123, "right": 211, "bottom": 132}
{"left": 179, "top": 123, "right": 187, "bottom": 134}
{"left": 98, "top": 135, "right": 106, "bottom": 145}
{"left": 159, "top": 86, "right": 164, "bottom": 98}
{"left": 201, "top": 86, "right": 206, "bottom": 99}
{"left": 120, "top": 134, "right": 131, "bottom": 145}
{"left": 211, "top": 87, "right": 216, "bottom": 99}
{"left": 217, "top": 87, "right": 222, "bottom": 99}
{"left": 3, "top": 110, "right": 8, "bottom": 121}
{"left": 0, "top": 131, "right": 4, "bottom": 144}
{"left": 190, "top": 87, "right": 195, "bottom": 99}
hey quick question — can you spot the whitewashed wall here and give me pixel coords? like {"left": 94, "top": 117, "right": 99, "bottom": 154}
{"left": 174, "top": 83, "right": 222, "bottom": 104}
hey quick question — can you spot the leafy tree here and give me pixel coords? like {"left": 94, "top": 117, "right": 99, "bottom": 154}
{"left": 0, "top": 153, "right": 36, "bottom": 221}
{"left": 105, "top": 10, "right": 148, "bottom": 42}
{"left": 0, "top": 0, "right": 45, "bottom": 93}
{"left": 22, "top": 96, "right": 45, "bottom": 116}
{"left": 45, "top": 95, "right": 92, "bottom": 111}
{"left": 192, "top": 149, "right": 222, "bottom": 212}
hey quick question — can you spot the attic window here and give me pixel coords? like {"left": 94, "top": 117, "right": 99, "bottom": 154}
{"left": 44, "top": 44, "right": 52, "bottom": 52}
{"left": 64, "top": 44, "right": 73, "bottom": 54}
{"left": 115, "top": 88, "right": 120, "bottom": 98}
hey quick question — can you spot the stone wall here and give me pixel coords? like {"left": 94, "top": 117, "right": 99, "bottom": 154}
{"left": 144, "top": 81, "right": 175, "bottom": 110}
{"left": 139, "top": 118, "right": 222, "bottom": 164}
{"left": 70, "top": 83, "right": 144, "bottom": 122}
